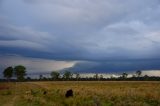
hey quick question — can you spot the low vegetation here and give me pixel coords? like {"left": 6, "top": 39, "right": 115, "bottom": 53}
{"left": 0, "top": 81, "right": 160, "bottom": 106}
{"left": 2, "top": 65, "right": 160, "bottom": 81}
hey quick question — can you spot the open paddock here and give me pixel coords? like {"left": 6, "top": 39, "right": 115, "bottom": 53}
{"left": 0, "top": 81, "right": 160, "bottom": 106}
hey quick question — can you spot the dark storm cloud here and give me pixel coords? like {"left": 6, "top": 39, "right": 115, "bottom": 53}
{"left": 63, "top": 60, "right": 160, "bottom": 73}
{"left": 0, "top": 0, "right": 160, "bottom": 74}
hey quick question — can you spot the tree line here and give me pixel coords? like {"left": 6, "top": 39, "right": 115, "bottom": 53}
{"left": 3, "top": 65, "right": 26, "bottom": 81}
{"left": 2, "top": 66, "right": 160, "bottom": 81}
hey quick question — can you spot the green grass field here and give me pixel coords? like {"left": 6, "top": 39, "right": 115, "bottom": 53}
{"left": 0, "top": 81, "right": 160, "bottom": 106}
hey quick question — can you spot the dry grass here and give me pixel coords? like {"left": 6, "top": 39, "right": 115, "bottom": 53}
{"left": 0, "top": 81, "right": 160, "bottom": 106}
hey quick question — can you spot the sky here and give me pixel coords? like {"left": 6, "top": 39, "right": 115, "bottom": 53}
{"left": 0, "top": 0, "right": 160, "bottom": 76}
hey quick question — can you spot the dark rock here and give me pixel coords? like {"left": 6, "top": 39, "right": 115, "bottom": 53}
{"left": 43, "top": 91, "right": 47, "bottom": 95}
{"left": 65, "top": 89, "right": 73, "bottom": 98}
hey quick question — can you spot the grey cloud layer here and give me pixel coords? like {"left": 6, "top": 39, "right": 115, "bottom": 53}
{"left": 0, "top": 0, "right": 160, "bottom": 73}
{"left": 64, "top": 60, "right": 160, "bottom": 73}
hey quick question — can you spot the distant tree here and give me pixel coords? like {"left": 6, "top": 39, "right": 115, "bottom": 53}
{"left": 132, "top": 74, "right": 136, "bottom": 78}
{"left": 51, "top": 71, "right": 60, "bottom": 80}
{"left": 63, "top": 71, "right": 73, "bottom": 80}
{"left": 136, "top": 70, "right": 142, "bottom": 77}
{"left": 144, "top": 75, "right": 149, "bottom": 77}
{"left": 39, "top": 74, "right": 43, "bottom": 80}
{"left": 75, "top": 73, "right": 80, "bottom": 80}
{"left": 93, "top": 73, "right": 99, "bottom": 80}
{"left": 26, "top": 77, "right": 31, "bottom": 81}
{"left": 100, "top": 74, "right": 103, "bottom": 80}
{"left": 122, "top": 72, "right": 128, "bottom": 79}
{"left": 144, "top": 75, "right": 149, "bottom": 81}
{"left": 42, "top": 77, "right": 47, "bottom": 81}
{"left": 14, "top": 65, "right": 26, "bottom": 81}
{"left": 110, "top": 75, "right": 114, "bottom": 79}
{"left": 3, "top": 66, "right": 13, "bottom": 81}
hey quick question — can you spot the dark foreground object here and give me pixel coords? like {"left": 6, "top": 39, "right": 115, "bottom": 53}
{"left": 43, "top": 91, "right": 47, "bottom": 95}
{"left": 65, "top": 89, "right": 73, "bottom": 98}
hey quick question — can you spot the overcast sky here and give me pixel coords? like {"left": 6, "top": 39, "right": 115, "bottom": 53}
{"left": 0, "top": 0, "right": 160, "bottom": 76}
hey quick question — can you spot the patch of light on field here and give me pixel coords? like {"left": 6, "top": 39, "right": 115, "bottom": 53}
{"left": 72, "top": 73, "right": 120, "bottom": 78}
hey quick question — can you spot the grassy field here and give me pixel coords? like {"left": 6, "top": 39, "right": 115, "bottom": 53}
{"left": 0, "top": 81, "right": 160, "bottom": 106}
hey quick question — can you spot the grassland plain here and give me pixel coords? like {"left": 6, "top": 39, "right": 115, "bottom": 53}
{"left": 0, "top": 81, "right": 160, "bottom": 106}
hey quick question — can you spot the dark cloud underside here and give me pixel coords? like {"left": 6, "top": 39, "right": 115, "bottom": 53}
{"left": 0, "top": 0, "right": 160, "bottom": 74}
